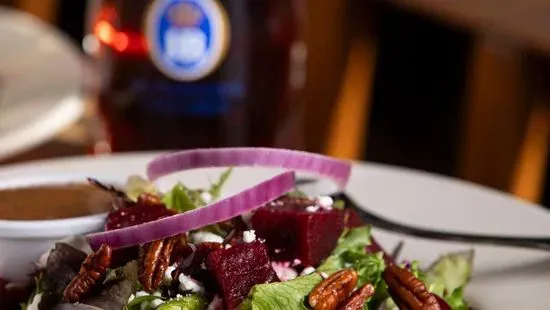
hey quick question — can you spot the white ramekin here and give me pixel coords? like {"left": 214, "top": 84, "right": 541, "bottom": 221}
{"left": 0, "top": 175, "right": 110, "bottom": 282}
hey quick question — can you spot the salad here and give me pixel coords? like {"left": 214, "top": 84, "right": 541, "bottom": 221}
{"left": 6, "top": 148, "right": 473, "bottom": 310}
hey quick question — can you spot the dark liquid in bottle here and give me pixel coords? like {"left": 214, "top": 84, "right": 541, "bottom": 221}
{"left": 91, "top": 0, "right": 306, "bottom": 151}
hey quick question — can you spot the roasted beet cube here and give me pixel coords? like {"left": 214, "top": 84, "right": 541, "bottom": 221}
{"left": 251, "top": 196, "right": 345, "bottom": 266}
{"left": 345, "top": 209, "right": 365, "bottom": 228}
{"left": 206, "top": 241, "right": 278, "bottom": 309}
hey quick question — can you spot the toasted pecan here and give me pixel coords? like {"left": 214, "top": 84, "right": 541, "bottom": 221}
{"left": 138, "top": 236, "right": 178, "bottom": 292}
{"left": 338, "top": 283, "right": 375, "bottom": 310}
{"left": 63, "top": 244, "right": 112, "bottom": 303}
{"left": 309, "top": 269, "right": 359, "bottom": 310}
{"left": 383, "top": 264, "right": 441, "bottom": 310}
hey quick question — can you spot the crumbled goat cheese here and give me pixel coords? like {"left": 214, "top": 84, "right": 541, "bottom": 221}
{"left": 317, "top": 196, "right": 334, "bottom": 210}
{"left": 163, "top": 265, "right": 177, "bottom": 284}
{"left": 300, "top": 266, "right": 316, "bottom": 276}
{"left": 136, "top": 291, "right": 149, "bottom": 297}
{"left": 200, "top": 192, "right": 213, "bottom": 204}
{"left": 151, "top": 298, "right": 164, "bottom": 308}
{"left": 271, "top": 262, "right": 298, "bottom": 282}
{"left": 292, "top": 259, "right": 302, "bottom": 266}
{"left": 305, "top": 205, "right": 320, "bottom": 213}
{"left": 178, "top": 274, "right": 204, "bottom": 294}
{"left": 191, "top": 231, "right": 224, "bottom": 244}
{"left": 243, "top": 230, "right": 256, "bottom": 243}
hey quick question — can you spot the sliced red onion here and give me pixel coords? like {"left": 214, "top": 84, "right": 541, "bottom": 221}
{"left": 146, "top": 148, "right": 352, "bottom": 189}
{"left": 86, "top": 171, "right": 295, "bottom": 249}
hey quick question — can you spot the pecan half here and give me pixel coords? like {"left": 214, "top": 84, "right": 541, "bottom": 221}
{"left": 338, "top": 283, "right": 375, "bottom": 310}
{"left": 63, "top": 244, "right": 112, "bottom": 303}
{"left": 138, "top": 236, "right": 178, "bottom": 292}
{"left": 309, "top": 269, "right": 358, "bottom": 310}
{"left": 383, "top": 264, "right": 441, "bottom": 310}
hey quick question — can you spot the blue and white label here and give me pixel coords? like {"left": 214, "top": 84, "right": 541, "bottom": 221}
{"left": 145, "top": 0, "right": 230, "bottom": 81}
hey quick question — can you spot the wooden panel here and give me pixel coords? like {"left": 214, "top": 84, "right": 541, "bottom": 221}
{"left": 458, "top": 37, "right": 530, "bottom": 191}
{"left": 304, "top": 0, "right": 350, "bottom": 153}
{"left": 510, "top": 104, "right": 549, "bottom": 202}
{"left": 324, "top": 38, "right": 375, "bottom": 159}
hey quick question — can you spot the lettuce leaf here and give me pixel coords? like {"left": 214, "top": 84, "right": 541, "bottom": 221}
{"left": 208, "top": 167, "right": 233, "bottom": 200}
{"left": 128, "top": 295, "right": 165, "bottom": 310}
{"left": 162, "top": 183, "right": 201, "bottom": 213}
{"left": 241, "top": 226, "right": 384, "bottom": 310}
{"left": 319, "top": 226, "right": 385, "bottom": 288}
{"left": 125, "top": 175, "right": 158, "bottom": 201}
{"left": 424, "top": 250, "right": 473, "bottom": 295}
{"left": 81, "top": 260, "right": 138, "bottom": 310}
{"left": 162, "top": 168, "right": 233, "bottom": 213}
{"left": 240, "top": 274, "right": 322, "bottom": 310}
{"left": 444, "top": 287, "right": 468, "bottom": 310}
{"left": 156, "top": 294, "right": 206, "bottom": 310}
{"left": 424, "top": 251, "right": 473, "bottom": 309}
{"left": 332, "top": 226, "right": 372, "bottom": 255}
{"left": 383, "top": 251, "right": 474, "bottom": 310}
{"left": 40, "top": 243, "right": 87, "bottom": 309}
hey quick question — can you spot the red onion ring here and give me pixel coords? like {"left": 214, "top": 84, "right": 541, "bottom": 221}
{"left": 87, "top": 171, "right": 295, "bottom": 249}
{"left": 146, "top": 148, "right": 352, "bottom": 189}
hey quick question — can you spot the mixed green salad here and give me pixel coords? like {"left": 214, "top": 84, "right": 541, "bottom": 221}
{"left": 1, "top": 148, "right": 475, "bottom": 310}
{"left": 13, "top": 168, "right": 473, "bottom": 310}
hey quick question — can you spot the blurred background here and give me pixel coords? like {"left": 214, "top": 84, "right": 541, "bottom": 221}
{"left": 0, "top": 0, "right": 549, "bottom": 206}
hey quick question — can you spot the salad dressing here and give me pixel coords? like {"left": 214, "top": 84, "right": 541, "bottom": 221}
{"left": 0, "top": 184, "right": 112, "bottom": 220}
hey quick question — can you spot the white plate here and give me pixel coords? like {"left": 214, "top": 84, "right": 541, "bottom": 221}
{"left": 0, "top": 7, "right": 85, "bottom": 160}
{"left": 0, "top": 153, "right": 549, "bottom": 309}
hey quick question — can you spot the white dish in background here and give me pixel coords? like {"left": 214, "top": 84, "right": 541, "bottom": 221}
{"left": 0, "top": 7, "right": 85, "bottom": 161}
{"left": 0, "top": 153, "right": 548, "bottom": 308}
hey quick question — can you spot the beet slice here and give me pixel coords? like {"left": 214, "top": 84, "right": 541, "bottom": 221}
{"left": 251, "top": 196, "right": 345, "bottom": 266}
{"left": 206, "top": 241, "right": 278, "bottom": 309}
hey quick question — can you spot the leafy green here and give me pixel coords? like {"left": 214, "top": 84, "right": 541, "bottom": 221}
{"left": 208, "top": 167, "right": 233, "bottom": 200}
{"left": 424, "top": 251, "right": 474, "bottom": 309}
{"left": 240, "top": 274, "right": 322, "bottom": 310}
{"left": 125, "top": 175, "right": 158, "bottom": 201}
{"left": 127, "top": 295, "right": 166, "bottom": 310}
{"left": 82, "top": 260, "right": 138, "bottom": 310}
{"left": 332, "top": 226, "right": 372, "bottom": 255}
{"left": 424, "top": 250, "right": 473, "bottom": 295}
{"left": 22, "top": 273, "right": 44, "bottom": 309}
{"left": 156, "top": 295, "right": 207, "bottom": 310}
{"left": 39, "top": 243, "right": 87, "bottom": 309}
{"left": 162, "top": 183, "right": 202, "bottom": 213}
{"left": 318, "top": 226, "right": 385, "bottom": 305}
{"left": 383, "top": 251, "right": 474, "bottom": 310}
{"left": 241, "top": 226, "right": 385, "bottom": 310}
{"left": 287, "top": 189, "right": 308, "bottom": 198}
{"left": 409, "top": 260, "right": 426, "bottom": 281}
{"left": 161, "top": 168, "right": 233, "bottom": 213}
{"left": 332, "top": 199, "right": 346, "bottom": 210}
{"left": 444, "top": 287, "right": 469, "bottom": 310}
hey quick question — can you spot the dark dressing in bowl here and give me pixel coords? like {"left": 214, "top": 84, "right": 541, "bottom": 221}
{"left": 0, "top": 184, "right": 113, "bottom": 220}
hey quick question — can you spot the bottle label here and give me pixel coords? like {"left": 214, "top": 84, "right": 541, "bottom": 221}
{"left": 145, "top": 0, "right": 230, "bottom": 81}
